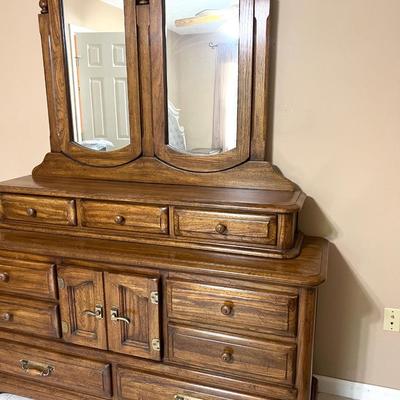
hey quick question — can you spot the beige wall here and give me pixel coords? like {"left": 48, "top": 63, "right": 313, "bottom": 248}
{"left": 0, "top": 0, "right": 399, "bottom": 390}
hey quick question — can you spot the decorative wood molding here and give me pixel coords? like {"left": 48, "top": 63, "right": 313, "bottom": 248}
{"left": 39, "top": 0, "right": 49, "bottom": 14}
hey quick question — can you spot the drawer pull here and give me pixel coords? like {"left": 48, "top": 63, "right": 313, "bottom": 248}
{"left": 175, "top": 396, "right": 202, "bottom": 400}
{"left": 220, "top": 303, "right": 233, "bottom": 316}
{"left": 221, "top": 349, "right": 234, "bottom": 363}
{"left": 215, "top": 223, "right": 227, "bottom": 234}
{"left": 111, "top": 307, "right": 130, "bottom": 325}
{"left": 26, "top": 208, "right": 37, "bottom": 217}
{"left": 83, "top": 304, "right": 104, "bottom": 320}
{"left": 20, "top": 359, "right": 54, "bottom": 377}
{"left": 0, "top": 312, "right": 12, "bottom": 321}
{"left": 114, "top": 215, "right": 126, "bottom": 225}
{"left": 0, "top": 272, "right": 9, "bottom": 282}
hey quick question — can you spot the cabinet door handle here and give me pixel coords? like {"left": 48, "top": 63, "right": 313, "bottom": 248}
{"left": 221, "top": 348, "right": 234, "bottom": 363}
{"left": 83, "top": 305, "right": 104, "bottom": 320}
{"left": 111, "top": 308, "right": 130, "bottom": 325}
{"left": 0, "top": 312, "right": 12, "bottom": 322}
{"left": 215, "top": 223, "right": 227, "bottom": 234}
{"left": 20, "top": 360, "right": 54, "bottom": 377}
{"left": 0, "top": 273, "right": 9, "bottom": 282}
{"left": 26, "top": 208, "right": 37, "bottom": 217}
{"left": 114, "top": 215, "right": 125, "bottom": 225}
{"left": 220, "top": 303, "right": 233, "bottom": 316}
{"left": 174, "top": 395, "right": 203, "bottom": 400}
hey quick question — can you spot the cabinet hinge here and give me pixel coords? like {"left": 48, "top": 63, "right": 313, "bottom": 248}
{"left": 57, "top": 277, "right": 65, "bottom": 289}
{"left": 150, "top": 291, "right": 159, "bottom": 305}
{"left": 152, "top": 338, "right": 161, "bottom": 351}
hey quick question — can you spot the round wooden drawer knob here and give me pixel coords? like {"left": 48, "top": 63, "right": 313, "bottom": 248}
{"left": 26, "top": 208, "right": 37, "bottom": 217}
{"left": 215, "top": 223, "right": 227, "bottom": 234}
{"left": 114, "top": 215, "right": 126, "bottom": 225}
{"left": 221, "top": 303, "right": 233, "bottom": 316}
{"left": 221, "top": 349, "right": 233, "bottom": 363}
{"left": 1, "top": 313, "right": 12, "bottom": 322}
{"left": 0, "top": 273, "right": 9, "bottom": 282}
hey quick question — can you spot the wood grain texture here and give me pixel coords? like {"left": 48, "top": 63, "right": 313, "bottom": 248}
{"left": 0, "top": 294, "right": 60, "bottom": 339}
{"left": 167, "top": 279, "right": 298, "bottom": 337}
{"left": 0, "top": 194, "right": 76, "bottom": 226}
{"left": 116, "top": 367, "right": 280, "bottom": 400}
{"left": 168, "top": 324, "right": 296, "bottom": 386}
{"left": 173, "top": 209, "right": 277, "bottom": 246}
{"left": 105, "top": 272, "right": 161, "bottom": 360}
{"left": 58, "top": 266, "right": 107, "bottom": 350}
{"left": 78, "top": 200, "right": 169, "bottom": 234}
{"left": 0, "top": 339, "right": 112, "bottom": 398}
{"left": 0, "top": 256, "right": 56, "bottom": 300}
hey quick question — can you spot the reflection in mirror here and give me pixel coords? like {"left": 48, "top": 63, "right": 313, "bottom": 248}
{"left": 63, "top": 0, "right": 130, "bottom": 152}
{"left": 165, "top": 0, "right": 240, "bottom": 155}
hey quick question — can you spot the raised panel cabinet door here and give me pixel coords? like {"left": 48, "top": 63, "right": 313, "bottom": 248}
{"left": 105, "top": 272, "right": 161, "bottom": 360}
{"left": 57, "top": 267, "right": 107, "bottom": 350}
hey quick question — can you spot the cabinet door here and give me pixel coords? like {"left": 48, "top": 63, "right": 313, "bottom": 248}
{"left": 105, "top": 273, "right": 161, "bottom": 360}
{"left": 58, "top": 267, "right": 107, "bottom": 350}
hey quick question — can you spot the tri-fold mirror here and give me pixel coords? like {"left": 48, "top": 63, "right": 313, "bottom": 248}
{"left": 52, "top": 0, "right": 254, "bottom": 170}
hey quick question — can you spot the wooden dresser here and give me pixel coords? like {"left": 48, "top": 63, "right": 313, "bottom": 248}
{"left": 0, "top": 1, "right": 328, "bottom": 399}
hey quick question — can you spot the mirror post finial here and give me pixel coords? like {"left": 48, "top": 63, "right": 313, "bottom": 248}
{"left": 39, "top": 0, "right": 49, "bottom": 14}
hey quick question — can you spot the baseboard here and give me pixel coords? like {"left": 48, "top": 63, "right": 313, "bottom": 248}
{"left": 316, "top": 375, "right": 400, "bottom": 400}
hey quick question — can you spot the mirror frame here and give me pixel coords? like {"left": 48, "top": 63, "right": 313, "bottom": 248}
{"left": 46, "top": 0, "right": 142, "bottom": 167}
{"left": 151, "top": 0, "right": 255, "bottom": 173}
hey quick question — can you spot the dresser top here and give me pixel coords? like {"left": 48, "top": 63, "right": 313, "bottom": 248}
{"left": 0, "top": 230, "right": 328, "bottom": 287}
{"left": 0, "top": 176, "right": 305, "bottom": 213}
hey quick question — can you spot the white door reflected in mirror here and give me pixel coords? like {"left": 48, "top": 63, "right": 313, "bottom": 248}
{"left": 63, "top": 0, "right": 130, "bottom": 152}
{"left": 165, "top": 0, "right": 240, "bottom": 155}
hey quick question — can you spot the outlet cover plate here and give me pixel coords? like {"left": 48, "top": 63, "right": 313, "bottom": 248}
{"left": 384, "top": 308, "right": 400, "bottom": 332}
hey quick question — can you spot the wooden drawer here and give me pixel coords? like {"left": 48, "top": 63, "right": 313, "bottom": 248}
{"left": 168, "top": 325, "right": 296, "bottom": 386}
{"left": 167, "top": 280, "right": 298, "bottom": 337}
{"left": 116, "top": 367, "right": 272, "bottom": 400}
{"left": 0, "top": 194, "right": 76, "bottom": 226}
{"left": 0, "top": 295, "right": 60, "bottom": 338}
{"left": 0, "top": 340, "right": 112, "bottom": 398}
{"left": 0, "top": 257, "right": 56, "bottom": 300}
{"left": 173, "top": 209, "right": 277, "bottom": 245}
{"left": 79, "top": 200, "right": 169, "bottom": 234}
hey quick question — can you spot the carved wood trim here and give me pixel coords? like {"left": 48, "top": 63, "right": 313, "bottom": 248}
{"left": 39, "top": 0, "right": 49, "bottom": 14}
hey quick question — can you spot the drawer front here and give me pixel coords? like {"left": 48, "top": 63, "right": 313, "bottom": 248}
{"left": 0, "top": 296, "right": 60, "bottom": 339}
{"left": 167, "top": 280, "right": 298, "bottom": 337}
{"left": 0, "top": 194, "right": 76, "bottom": 226}
{"left": 174, "top": 209, "right": 277, "bottom": 245}
{"left": 0, "top": 258, "right": 56, "bottom": 300}
{"left": 168, "top": 325, "right": 296, "bottom": 386}
{"left": 0, "top": 340, "right": 112, "bottom": 398}
{"left": 79, "top": 200, "right": 169, "bottom": 234}
{"left": 116, "top": 367, "right": 270, "bottom": 400}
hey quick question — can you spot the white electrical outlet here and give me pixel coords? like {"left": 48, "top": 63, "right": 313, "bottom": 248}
{"left": 384, "top": 308, "right": 400, "bottom": 332}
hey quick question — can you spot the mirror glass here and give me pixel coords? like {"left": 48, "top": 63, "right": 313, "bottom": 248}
{"left": 165, "top": 0, "right": 240, "bottom": 155}
{"left": 63, "top": 0, "right": 130, "bottom": 152}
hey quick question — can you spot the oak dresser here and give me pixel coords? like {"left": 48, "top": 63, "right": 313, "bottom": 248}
{"left": 0, "top": 1, "right": 328, "bottom": 400}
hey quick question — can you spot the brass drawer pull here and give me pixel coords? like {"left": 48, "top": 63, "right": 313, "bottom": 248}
{"left": 0, "top": 312, "right": 12, "bottom": 322}
{"left": 215, "top": 223, "right": 227, "bottom": 234}
{"left": 0, "top": 272, "right": 9, "bottom": 282}
{"left": 221, "top": 349, "right": 234, "bottom": 363}
{"left": 220, "top": 303, "right": 233, "bottom": 316}
{"left": 111, "top": 307, "right": 130, "bottom": 325}
{"left": 114, "top": 215, "right": 126, "bottom": 225}
{"left": 26, "top": 208, "right": 37, "bottom": 217}
{"left": 83, "top": 304, "right": 104, "bottom": 320}
{"left": 20, "top": 359, "right": 54, "bottom": 377}
{"left": 175, "top": 396, "right": 203, "bottom": 400}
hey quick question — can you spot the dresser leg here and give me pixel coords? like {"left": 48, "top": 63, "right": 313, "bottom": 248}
{"left": 311, "top": 377, "right": 318, "bottom": 400}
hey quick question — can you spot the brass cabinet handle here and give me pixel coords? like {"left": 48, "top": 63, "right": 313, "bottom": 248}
{"left": 220, "top": 303, "right": 233, "bottom": 316}
{"left": 0, "top": 273, "right": 9, "bottom": 282}
{"left": 175, "top": 396, "right": 203, "bottom": 400}
{"left": 221, "top": 349, "right": 234, "bottom": 363}
{"left": 111, "top": 307, "right": 130, "bottom": 325}
{"left": 0, "top": 312, "right": 12, "bottom": 322}
{"left": 26, "top": 208, "right": 37, "bottom": 217}
{"left": 215, "top": 223, "right": 227, "bottom": 234}
{"left": 20, "top": 360, "right": 54, "bottom": 377}
{"left": 114, "top": 215, "right": 126, "bottom": 225}
{"left": 83, "top": 304, "right": 104, "bottom": 320}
